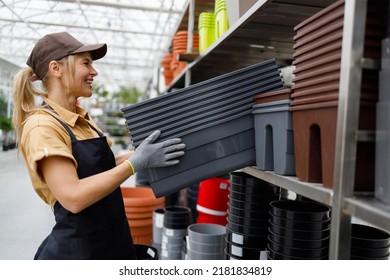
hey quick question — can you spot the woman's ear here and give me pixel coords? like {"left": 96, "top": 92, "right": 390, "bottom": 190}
{"left": 48, "top": 61, "right": 62, "bottom": 78}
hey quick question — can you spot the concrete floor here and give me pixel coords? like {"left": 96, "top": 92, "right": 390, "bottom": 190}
{"left": 0, "top": 146, "right": 135, "bottom": 260}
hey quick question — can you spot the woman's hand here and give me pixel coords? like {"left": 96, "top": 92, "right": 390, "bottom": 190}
{"left": 128, "top": 130, "right": 186, "bottom": 172}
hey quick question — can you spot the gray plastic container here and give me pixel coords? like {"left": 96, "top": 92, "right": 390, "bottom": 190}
{"left": 121, "top": 60, "right": 284, "bottom": 197}
{"left": 252, "top": 100, "right": 295, "bottom": 175}
{"left": 146, "top": 115, "right": 256, "bottom": 197}
{"left": 375, "top": 102, "right": 390, "bottom": 205}
{"left": 153, "top": 208, "right": 165, "bottom": 244}
{"left": 121, "top": 59, "right": 280, "bottom": 117}
{"left": 124, "top": 67, "right": 281, "bottom": 124}
{"left": 121, "top": 60, "right": 283, "bottom": 147}
{"left": 130, "top": 80, "right": 284, "bottom": 146}
{"left": 131, "top": 106, "right": 253, "bottom": 145}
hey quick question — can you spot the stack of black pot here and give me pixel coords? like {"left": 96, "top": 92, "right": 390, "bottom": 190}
{"left": 160, "top": 206, "right": 191, "bottom": 260}
{"left": 268, "top": 199, "right": 331, "bottom": 260}
{"left": 225, "top": 171, "right": 281, "bottom": 260}
{"left": 350, "top": 223, "right": 390, "bottom": 260}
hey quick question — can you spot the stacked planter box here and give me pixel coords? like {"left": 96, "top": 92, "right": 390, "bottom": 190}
{"left": 122, "top": 59, "right": 284, "bottom": 197}
{"left": 291, "top": 0, "right": 387, "bottom": 191}
{"left": 252, "top": 88, "right": 295, "bottom": 176}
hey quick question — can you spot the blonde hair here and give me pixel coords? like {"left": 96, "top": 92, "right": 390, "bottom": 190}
{"left": 12, "top": 55, "right": 75, "bottom": 147}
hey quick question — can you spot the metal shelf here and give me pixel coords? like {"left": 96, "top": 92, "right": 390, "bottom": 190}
{"left": 168, "top": 0, "right": 390, "bottom": 259}
{"left": 243, "top": 167, "right": 390, "bottom": 233}
{"left": 344, "top": 197, "right": 390, "bottom": 232}
{"left": 242, "top": 167, "right": 333, "bottom": 205}
{"left": 168, "top": 0, "right": 336, "bottom": 89}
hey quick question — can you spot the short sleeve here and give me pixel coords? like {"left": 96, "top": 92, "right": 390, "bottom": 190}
{"left": 22, "top": 114, "right": 77, "bottom": 176}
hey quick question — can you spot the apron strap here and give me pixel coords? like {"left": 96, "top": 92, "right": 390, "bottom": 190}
{"left": 41, "top": 102, "right": 104, "bottom": 140}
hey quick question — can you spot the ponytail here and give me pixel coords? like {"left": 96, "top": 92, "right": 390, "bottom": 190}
{"left": 12, "top": 67, "right": 47, "bottom": 148}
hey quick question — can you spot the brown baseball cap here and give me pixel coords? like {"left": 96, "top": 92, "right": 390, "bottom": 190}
{"left": 26, "top": 31, "right": 107, "bottom": 80}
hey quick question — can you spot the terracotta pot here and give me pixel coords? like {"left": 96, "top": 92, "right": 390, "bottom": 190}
{"left": 121, "top": 186, "right": 165, "bottom": 207}
{"left": 125, "top": 211, "right": 154, "bottom": 220}
{"left": 129, "top": 224, "right": 153, "bottom": 245}
{"left": 128, "top": 218, "right": 153, "bottom": 228}
{"left": 132, "top": 234, "right": 153, "bottom": 246}
{"left": 125, "top": 202, "right": 165, "bottom": 214}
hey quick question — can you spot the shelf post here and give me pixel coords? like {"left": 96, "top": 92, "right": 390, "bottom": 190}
{"left": 185, "top": 0, "right": 195, "bottom": 87}
{"left": 329, "top": 0, "right": 368, "bottom": 260}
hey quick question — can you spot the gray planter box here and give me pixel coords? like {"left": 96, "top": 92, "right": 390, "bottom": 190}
{"left": 253, "top": 100, "right": 295, "bottom": 176}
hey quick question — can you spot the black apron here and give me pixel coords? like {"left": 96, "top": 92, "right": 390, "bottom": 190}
{"left": 34, "top": 107, "right": 136, "bottom": 260}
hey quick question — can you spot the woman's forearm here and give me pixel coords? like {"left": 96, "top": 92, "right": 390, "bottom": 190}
{"left": 115, "top": 150, "right": 134, "bottom": 166}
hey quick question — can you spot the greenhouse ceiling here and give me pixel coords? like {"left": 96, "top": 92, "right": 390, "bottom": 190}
{"left": 0, "top": 0, "right": 189, "bottom": 93}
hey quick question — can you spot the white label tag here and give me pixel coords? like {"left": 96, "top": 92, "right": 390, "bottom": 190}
{"left": 147, "top": 248, "right": 155, "bottom": 258}
{"left": 232, "top": 232, "right": 244, "bottom": 244}
{"left": 231, "top": 244, "right": 243, "bottom": 257}
{"left": 166, "top": 228, "right": 174, "bottom": 236}
{"left": 155, "top": 213, "right": 164, "bottom": 228}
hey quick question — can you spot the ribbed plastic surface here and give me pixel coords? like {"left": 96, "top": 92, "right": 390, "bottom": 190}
{"left": 121, "top": 59, "right": 284, "bottom": 197}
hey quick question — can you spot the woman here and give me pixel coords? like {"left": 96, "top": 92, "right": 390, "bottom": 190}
{"left": 12, "top": 31, "right": 185, "bottom": 259}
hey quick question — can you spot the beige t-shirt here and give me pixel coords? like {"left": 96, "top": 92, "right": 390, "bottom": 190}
{"left": 21, "top": 98, "right": 112, "bottom": 207}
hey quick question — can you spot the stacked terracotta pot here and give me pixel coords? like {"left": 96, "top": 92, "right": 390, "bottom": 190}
{"left": 161, "top": 53, "right": 174, "bottom": 86}
{"left": 121, "top": 186, "right": 165, "bottom": 245}
{"left": 290, "top": 0, "right": 387, "bottom": 191}
{"left": 171, "top": 31, "right": 199, "bottom": 78}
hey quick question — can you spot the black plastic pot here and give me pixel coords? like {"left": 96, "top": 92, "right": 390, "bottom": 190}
{"left": 227, "top": 219, "right": 269, "bottom": 236}
{"left": 230, "top": 171, "right": 281, "bottom": 194}
{"left": 225, "top": 249, "right": 245, "bottom": 260}
{"left": 267, "top": 245, "right": 328, "bottom": 260}
{"left": 227, "top": 202, "right": 270, "bottom": 219}
{"left": 270, "top": 200, "right": 331, "bottom": 222}
{"left": 226, "top": 226, "right": 268, "bottom": 248}
{"left": 227, "top": 210, "right": 269, "bottom": 228}
{"left": 350, "top": 253, "right": 389, "bottom": 260}
{"left": 351, "top": 223, "right": 390, "bottom": 249}
{"left": 269, "top": 212, "right": 331, "bottom": 231}
{"left": 225, "top": 238, "right": 263, "bottom": 260}
{"left": 268, "top": 237, "right": 328, "bottom": 258}
{"left": 350, "top": 245, "right": 390, "bottom": 258}
{"left": 268, "top": 227, "right": 330, "bottom": 249}
{"left": 269, "top": 220, "right": 330, "bottom": 240}
{"left": 228, "top": 196, "right": 273, "bottom": 211}
{"left": 229, "top": 189, "right": 280, "bottom": 203}
{"left": 163, "top": 206, "right": 191, "bottom": 229}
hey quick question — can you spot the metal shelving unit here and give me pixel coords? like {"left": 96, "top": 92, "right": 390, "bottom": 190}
{"left": 168, "top": 0, "right": 390, "bottom": 259}
{"left": 169, "top": 0, "right": 335, "bottom": 89}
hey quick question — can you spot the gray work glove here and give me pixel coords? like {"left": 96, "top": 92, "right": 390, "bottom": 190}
{"left": 128, "top": 130, "right": 185, "bottom": 172}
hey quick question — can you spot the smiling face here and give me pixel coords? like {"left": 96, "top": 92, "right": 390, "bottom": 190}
{"left": 45, "top": 52, "right": 100, "bottom": 110}
{"left": 56, "top": 52, "right": 98, "bottom": 100}
{"left": 68, "top": 52, "right": 98, "bottom": 98}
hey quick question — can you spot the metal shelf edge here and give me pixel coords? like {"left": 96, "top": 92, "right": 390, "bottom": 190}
{"left": 242, "top": 167, "right": 333, "bottom": 205}
{"left": 343, "top": 197, "right": 390, "bottom": 232}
